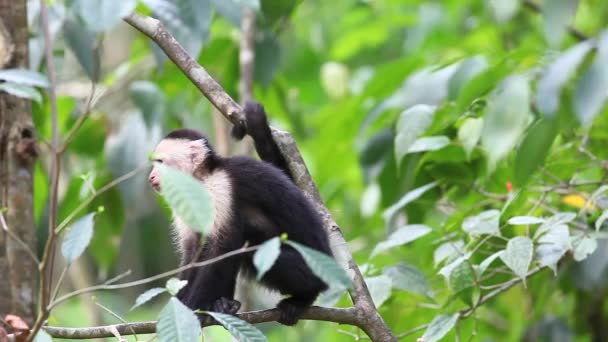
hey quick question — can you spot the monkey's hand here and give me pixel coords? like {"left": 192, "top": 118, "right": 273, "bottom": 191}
{"left": 230, "top": 101, "right": 269, "bottom": 140}
{"left": 199, "top": 297, "right": 242, "bottom": 325}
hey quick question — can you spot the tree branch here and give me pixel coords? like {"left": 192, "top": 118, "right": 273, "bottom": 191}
{"left": 123, "top": 12, "right": 395, "bottom": 341}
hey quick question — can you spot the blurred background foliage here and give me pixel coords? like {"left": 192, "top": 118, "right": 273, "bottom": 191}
{"left": 14, "top": 0, "right": 608, "bottom": 340}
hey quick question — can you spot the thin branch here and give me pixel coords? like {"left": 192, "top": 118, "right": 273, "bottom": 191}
{"left": 522, "top": 0, "right": 589, "bottom": 41}
{"left": 0, "top": 211, "right": 39, "bottom": 264}
{"left": 50, "top": 266, "right": 68, "bottom": 304}
{"left": 92, "top": 300, "right": 139, "bottom": 339}
{"left": 396, "top": 324, "right": 428, "bottom": 339}
{"left": 59, "top": 82, "right": 97, "bottom": 153}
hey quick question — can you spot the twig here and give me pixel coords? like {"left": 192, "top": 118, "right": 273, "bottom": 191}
{"left": 396, "top": 324, "right": 428, "bottom": 339}
{"left": 50, "top": 266, "right": 68, "bottom": 303}
{"left": 0, "top": 211, "right": 39, "bottom": 263}
{"left": 522, "top": 0, "right": 589, "bottom": 41}
{"left": 59, "top": 82, "right": 97, "bottom": 153}
{"left": 92, "top": 300, "right": 138, "bottom": 340}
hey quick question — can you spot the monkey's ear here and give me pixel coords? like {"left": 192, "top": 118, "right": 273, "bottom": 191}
{"left": 188, "top": 139, "right": 209, "bottom": 165}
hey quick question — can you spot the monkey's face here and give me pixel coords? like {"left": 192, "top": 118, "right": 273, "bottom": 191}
{"left": 148, "top": 138, "right": 210, "bottom": 191}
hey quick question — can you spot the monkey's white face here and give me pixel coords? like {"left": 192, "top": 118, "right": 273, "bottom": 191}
{"left": 148, "top": 138, "right": 210, "bottom": 191}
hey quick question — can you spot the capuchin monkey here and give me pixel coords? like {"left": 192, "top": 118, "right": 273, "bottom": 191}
{"left": 147, "top": 102, "right": 332, "bottom": 326}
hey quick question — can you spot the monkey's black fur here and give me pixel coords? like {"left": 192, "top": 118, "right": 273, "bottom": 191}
{"left": 171, "top": 102, "right": 332, "bottom": 326}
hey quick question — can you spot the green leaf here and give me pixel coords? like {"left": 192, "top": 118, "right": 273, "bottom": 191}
{"left": 508, "top": 216, "right": 545, "bottom": 225}
{"left": 574, "top": 30, "right": 608, "bottom": 126}
{"left": 448, "top": 56, "right": 488, "bottom": 99}
{"left": 462, "top": 209, "right": 501, "bottom": 237}
{"left": 500, "top": 236, "right": 533, "bottom": 285}
{"left": 487, "top": 0, "right": 520, "bottom": 23}
{"left": 34, "top": 329, "right": 53, "bottom": 342}
{"left": 365, "top": 275, "right": 393, "bottom": 308}
{"left": 130, "top": 81, "right": 166, "bottom": 126}
{"left": 0, "top": 68, "right": 49, "bottom": 87}
{"left": 434, "top": 240, "right": 465, "bottom": 267}
{"left": 515, "top": 118, "right": 559, "bottom": 186}
{"left": 439, "top": 254, "right": 470, "bottom": 279}
{"left": 477, "top": 251, "right": 504, "bottom": 276}
{"left": 449, "top": 261, "right": 476, "bottom": 306}
{"left": 286, "top": 241, "right": 352, "bottom": 290}
{"left": 205, "top": 312, "right": 267, "bottom": 342}
{"left": 536, "top": 244, "right": 566, "bottom": 275}
{"left": 63, "top": 18, "right": 100, "bottom": 81}
{"left": 535, "top": 212, "right": 577, "bottom": 239}
{"left": 74, "top": 0, "right": 138, "bottom": 32}
{"left": 360, "top": 182, "right": 381, "bottom": 217}
{"left": 158, "top": 164, "right": 215, "bottom": 235}
{"left": 458, "top": 117, "right": 483, "bottom": 159}
{"left": 383, "top": 182, "right": 438, "bottom": 228}
{"left": 384, "top": 263, "right": 434, "bottom": 299}
{"left": 571, "top": 234, "right": 597, "bottom": 261}
{"left": 596, "top": 210, "right": 608, "bottom": 231}
{"left": 61, "top": 213, "right": 96, "bottom": 264}
{"left": 422, "top": 314, "right": 459, "bottom": 342}
{"left": 536, "top": 41, "right": 593, "bottom": 116}
{"left": 253, "top": 237, "right": 281, "bottom": 280}
{"left": 157, "top": 297, "right": 201, "bottom": 342}
{"left": 131, "top": 287, "right": 167, "bottom": 310}
{"left": 371, "top": 224, "right": 432, "bottom": 257}
{"left": 542, "top": 0, "right": 579, "bottom": 47}
{"left": 394, "top": 104, "right": 435, "bottom": 165}
{"left": 481, "top": 75, "right": 530, "bottom": 171}
{"left": 0, "top": 82, "right": 42, "bottom": 103}
{"left": 538, "top": 224, "right": 571, "bottom": 250}
{"left": 166, "top": 278, "right": 188, "bottom": 295}
{"left": 407, "top": 136, "right": 450, "bottom": 153}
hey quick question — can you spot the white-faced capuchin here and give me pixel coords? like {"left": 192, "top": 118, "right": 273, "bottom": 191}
{"left": 147, "top": 102, "right": 332, "bottom": 326}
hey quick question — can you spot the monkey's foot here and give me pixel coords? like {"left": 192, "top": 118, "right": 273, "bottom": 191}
{"left": 276, "top": 298, "right": 306, "bottom": 326}
{"left": 212, "top": 297, "right": 241, "bottom": 315}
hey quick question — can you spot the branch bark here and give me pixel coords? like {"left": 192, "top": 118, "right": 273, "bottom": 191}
{"left": 121, "top": 12, "right": 396, "bottom": 341}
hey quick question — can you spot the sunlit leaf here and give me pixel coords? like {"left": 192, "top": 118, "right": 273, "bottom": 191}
{"left": 448, "top": 56, "right": 488, "bottom": 99}
{"left": 253, "top": 237, "right": 281, "bottom": 280}
{"left": 286, "top": 241, "right": 352, "bottom": 290}
{"left": 394, "top": 104, "right": 435, "bottom": 165}
{"left": 407, "top": 136, "right": 450, "bottom": 153}
{"left": 0, "top": 68, "right": 49, "bottom": 87}
{"left": 0, "top": 82, "right": 42, "bottom": 103}
{"left": 371, "top": 224, "right": 432, "bottom": 257}
{"left": 365, "top": 275, "right": 393, "bottom": 308}
{"left": 458, "top": 117, "right": 483, "bottom": 159}
{"left": 434, "top": 240, "right": 465, "bottom": 267}
{"left": 574, "top": 30, "right": 608, "bottom": 126}
{"left": 477, "top": 251, "right": 504, "bottom": 276}
{"left": 481, "top": 75, "right": 530, "bottom": 171}
{"left": 157, "top": 297, "right": 201, "bottom": 342}
{"left": 63, "top": 18, "right": 100, "bottom": 81}
{"left": 462, "top": 209, "right": 501, "bottom": 237}
{"left": 596, "top": 210, "right": 608, "bottom": 232}
{"left": 320, "top": 62, "right": 350, "bottom": 99}
{"left": 439, "top": 254, "right": 470, "bottom": 279}
{"left": 74, "top": 0, "right": 137, "bottom": 32}
{"left": 61, "top": 213, "right": 96, "bottom": 264}
{"left": 536, "top": 244, "right": 566, "bottom": 275}
{"left": 383, "top": 182, "right": 438, "bottom": 228}
{"left": 131, "top": 287, "right": 167, "bottom": 310}
{"left": 421, "top": 314, "right": 459, "bottom": 342}
{"left": 537, "top": 224, "right": 570, "bottom": 250}
{"left": 158, "top": 164, "right": 215, "bottom": 235}
{"left": 571, "top": 234, "right": 597, "bottom": 262}
{"left": 487, "top": 0, "right": 520, "bottom": 23}
{"left": 508, "top": 216, "right": 545, "bottom": 225}
{"left": 535, "top": 212, "right": 577, "bottom": 239}
{"left": 205, "top": 312, "right": 266, "bottom": 342}
{"left": 542, "top": 0, "right": 579, "bottom": 47}
{"left": 449, "top": 261, "right": 476, "bottom": 306}
{"left": 166, "top": 278, "right": 188, "bottom": 295}
{"left": 360, "top": 182, "right": 381, "bottom": 218}
{"left": 500, "top": 236, "right": 533, "bottom": 285}
{"left": 384, "top": 263, "right": 434, "bottom": 299}
{"left": 536, "top": 41, "right": 593, "bottom": 116}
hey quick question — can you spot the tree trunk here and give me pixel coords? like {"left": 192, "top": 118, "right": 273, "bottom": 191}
{"left": 0, "top": 0, "right": 38, "bottom": 324}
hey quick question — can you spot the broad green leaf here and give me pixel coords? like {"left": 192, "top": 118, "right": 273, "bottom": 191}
{"left": 477, "top": 251, "right": 504, "bottom": 276}
{"left": 500, "top": 236, "right": 533, "bottom": 285}
{"left": 422, "top": 314, "right": 459, "bottom": 342}
{"left": 365, "top": 275, "right": 393, "bottom": 308}
{"left": 448, "top": 56, "right": 488, "bottom": 100}
{"left": 456, "top": 61, "right": 511, "bottom": 114}
{"left": 158, "top": 164, "right": 215, "bottom": 235}
{"left": 508, "top": 216, "right": 545, "bottom": 225}
{"left": 383, "top": 182, "right": 438, "bottom": 228}
{"left": 34, "top": 329, "right": 53, "bottom": 342}
{"left": 360, "top": 182, "right": 381, "bottom": 218}
{"left": 63, "top": 18, "right": 100, "bottom": 81}
{"left": 205, "top": 312, "right": 266, "bottom": 342}
{"left": 384, "top": 263, "right": 434, "bottom": 299}
{"left": 515, "top": 118, "right": 559, "bottom": 186}
{"left": 542, "top": 0, "right": 579, "bottom": 47}
{"left": 286, "top": 241, "right": 352, "bottom": 289}
{"left": 75, "top": 0, "right": 137, "bottom": 32}
{"left": 538, "top": 224, "right": 571, "bottom": 250}
{"left": 449, "top": 261, "right": 476, "bottom": 306}
{"left": 536, "top": 41, "right": 593, "bottom": 116}
{"left": 535, "top": 212, "right": 577, "bottom": 239}
{"left": 487, "top": 0, "right": 520, "bottom": 23}
{"left": 157, "top": 297, "right": 201, "bottom": 342}
{"left": 574, "top": 30, "right": 608, "bottom": 126}
{"left": 407, "top": 136, "right": 450, "bottom": 153}
{"left": 394, "top": 105, "right": 435, "bottom": 165}
{"left": 371, "top": 224, "right": 432, "bottom": 257}
{"left": 131, "top": 287, "right": 167, "bottom": 310}
{"left": 596, "top": 210, "right": 608, "bottom": 231}
{"left": 458, "top": 117, "right": 483, "bottom": 159}
{"left": 536, "top": 244, "right": 566, "bottom": 275}
{"left": 434, "top": 240, "right": 465, "bottom": 267}
{"left": 130, "top": 81, "right": 166, "bottom": 126}
{"left": 0, "top": 68, "right": 48, "bottom": 87}
{"left": 571, "top": 234, "right": 597, "bottom": 261}
{"left": 253, "top": 237, "right": 281, "bottom": 280}
{"left": 462, "top": 209, "right": 501, "bottom": 237}
{"left": 481, "top": 75, "right": 530, "bottom": 171}
{"left": 439, "top": 254, "right": 470, "bottom": 279}
{"left": 320, "top": 62, "right": 350, "bottom": 99}
{"left": 61, "top": 213, "right": 96, "bottom": 264}
{"left": 0, "top": 83, "right": 42, "bottom": 103}
{"left": 166, "top": 278, "right": 188, "bottom": 295}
